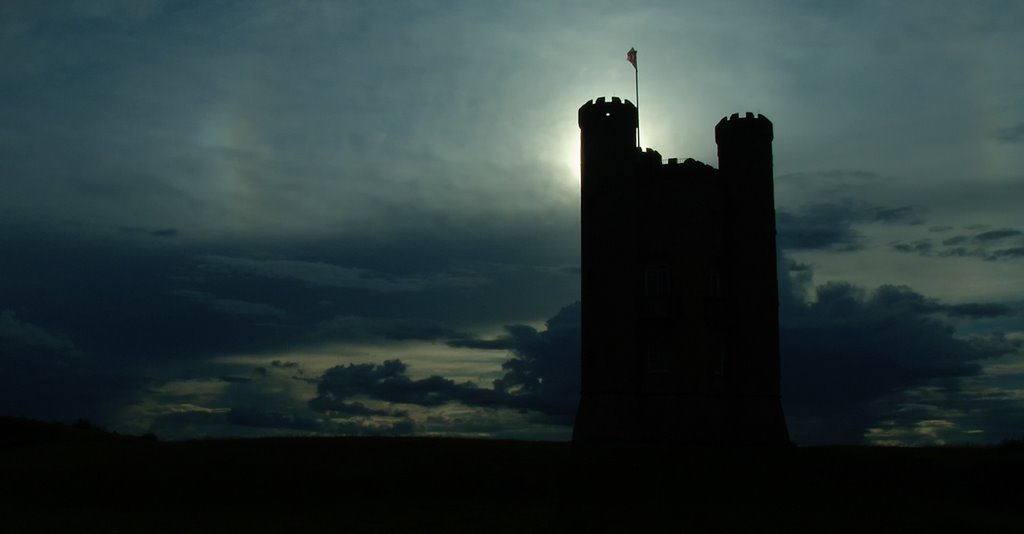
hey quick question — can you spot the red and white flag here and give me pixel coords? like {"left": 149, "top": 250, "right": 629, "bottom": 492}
{"left": 626, "top": 47, "right": 637, "bottom": 69}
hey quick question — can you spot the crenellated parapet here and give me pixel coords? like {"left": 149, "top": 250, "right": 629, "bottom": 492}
{"left": 578, "top": 96, "right": 638, "bottom": 131}
{"left": 715, "top": 112, "right": 773, "bottom": 145}
{"left": 666, "top": 157, "right": 715, "bottom": 171}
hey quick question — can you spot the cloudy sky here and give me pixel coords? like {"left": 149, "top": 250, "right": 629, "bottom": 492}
{"left": 2, "top": 0, "right": 1023, "bottom": 445}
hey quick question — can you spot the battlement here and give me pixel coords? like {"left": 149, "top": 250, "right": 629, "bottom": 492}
{"left": 661, "top": 157, "right": 718, "bottom": 182}
{"left": 669, "top": 157, "right": 715, "bottom": 171}
{"left": 579, "top": 96, "right": 638, "bottom": 130}
{"left": 715, "top": 112, "right": 773, "bottom": 144}
{"left": 640, "top": 147, "right": 662, "bottom": 165}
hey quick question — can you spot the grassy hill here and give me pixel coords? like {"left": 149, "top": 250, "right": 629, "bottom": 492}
{"left": 1, "top": 417, "right": 1022, "bottom": 532}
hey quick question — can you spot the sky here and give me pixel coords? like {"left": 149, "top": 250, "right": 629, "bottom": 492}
{"left": 2, "top": 0, "right": 1023, "bottom": 445}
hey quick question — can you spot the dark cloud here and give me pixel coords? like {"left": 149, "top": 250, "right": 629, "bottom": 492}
{"left": 304, "top": 277, "right": 1021, "bottom": 444}
{"left": 0, "top": 309, "right": 76, "bottom": 354}
{"left": 777, "top": 201, "right": 924, "bottom": 251}
{"left": 942, "top": 247, "right": 973, "bottom": 258}
{"left": 271, "top": 360, "right": 302, "bottom": 372}
{"left": 0, "top": 309, "right": 138, "bottom": 423}
{"left": 0, "top": 206, "right": 583, "bottom": 439}
{"left": 994, "top": 123, "right": 1024, "bottom": 143}
{"left": 4, "top": 214, "right": 1020, "bottom": 445}
{"left": 866, "top": 284, "right": 1016, "bottom": 319}
{"left": 309, "top": 316, "right": 467, "bottom": 344}
{"left": 172, "top": 290, "right": 291, "bottom": 318}
{"left": 218, "top": 375, "right": 253, "bottom": 384}
{"left": 152, "top": 228, "right": 178, "bottom": 238}
{"left": 951, "top": 385, "right": 1024, "bottom": 442}
{"left": 777, "top": 203, "right": 864, "bottom": 251}
{"left": 989, "top": 247, "right": 1024, "bottom": 260}
{"left": 138, "top": 364, "right": 419, "bottom": 439}
{"left": 777, "top": 170, "right": 881, "bottom": 184}
{"left": 119, "top": 226, "right": 177, "bottom": 238}
{"left": 199, "top": 255, "right": 489, "bottom": 294}
{"left": 973, "top": 229, "right": 1023, "bottom": 242}
{"left": 0, "top": 220, "right": 578, "bottom": 429}
{"left": 489, "top": 302, "right": 581, "bottom": 420}
{"left": 441, "top": 302, "right": 583, "bottom": 420}
{"left": 306, "top": 303, "right": 582, "bottom": 423}
{"left": 944, "top": 303, "right": 1017, "bottom": 319}
{"left": 890, "top": 226, "right": 1024, "bottom": 261}
{"left": 360, "top": 263, "right": 1015, "bottom": 443}
{"left": 890, "top": 240, "right": 933, "bottom": 255}
{"left": 446, "top": 337, "right": 519, "bottom": 350}
{"left": 0, "top": 230, "right": 309, "bottom": 365}
{"left": 778, "top": 259, "right": 1022, "bottom": 444}
{"left": 308, "top": 360, "right": 505, "bottom": 413}
{"left": 0, "top": 344, "right": 140, "bottom": 425}
{"left": 873, "top": 206, "right": 923, "bottom": 224}
{"left": 305, "top": 399, "right": 406, "bottom": 418}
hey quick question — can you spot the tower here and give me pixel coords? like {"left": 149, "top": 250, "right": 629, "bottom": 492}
{"left": 714, "top": 112, "right": 789, "bottom": 445}
{"left": 572, "top": 99, "right": 789, "bottom": 445}
{"left": 575, "top": 97, "right": 646, "bottom": 443}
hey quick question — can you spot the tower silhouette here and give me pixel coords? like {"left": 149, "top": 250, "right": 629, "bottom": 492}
{"left": 573, "top": 97, "right": 790, "bottom": 445}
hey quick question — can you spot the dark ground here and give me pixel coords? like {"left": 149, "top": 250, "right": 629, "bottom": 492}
{"left": 2, "top": 418, "right": 1022, "bottom": 533}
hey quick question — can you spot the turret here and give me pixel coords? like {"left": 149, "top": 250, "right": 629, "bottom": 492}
{"left": 715, "top": 112, "right": 773, "bottom": 146}
{"left": 715, "top": 112, "right": 789, "bottom": 444}
{"left": 577, "top": 97, "right": 639, "bottom": 390}
{"left": 574, "top": 97, "right": 641, "bottom": 443}
{"left": 578, "top": 97, "right": 638, "bottom": 196}
{"left": 715, "top": 113, "right": 775, "bottom": 229}
{"left": 578, "top": 97, "right": 638, "bottom": 146}
{"left": 578, "top": 97, "right": 640, "bottom": 267}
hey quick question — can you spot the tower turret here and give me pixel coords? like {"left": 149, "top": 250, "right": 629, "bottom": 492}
{"left": 578, "top": 97, "right": 639, "bottom": 203}
{"left": 715, "top": 112, "right": 789, "bottom": 444}
{"left": 574, "top": 97, "right": 642, "bottom": 443}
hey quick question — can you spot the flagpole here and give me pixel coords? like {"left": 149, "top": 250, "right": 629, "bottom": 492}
{"left": 627, "top": 47, "right": 640, "bottom": 149}
{"left": 635, "top": 57, "right": 640, "bottom": 149}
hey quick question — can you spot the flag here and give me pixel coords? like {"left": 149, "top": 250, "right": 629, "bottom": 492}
{"left": 626, "top": 47, "right": 637, "bottom": 69}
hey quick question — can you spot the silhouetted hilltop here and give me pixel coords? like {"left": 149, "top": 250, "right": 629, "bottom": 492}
{"left": 2, "top": 420, "right": 1023, "bottom": 532}
{"left": 0, "top": 416, "right": 154, "bottom": 449}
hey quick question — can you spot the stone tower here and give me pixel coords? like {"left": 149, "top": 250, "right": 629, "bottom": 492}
{"left": 572, "top": 97, "right": 789, "bottom": 445}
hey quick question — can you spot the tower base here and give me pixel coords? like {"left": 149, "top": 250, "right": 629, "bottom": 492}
{"left": 573, "top": 393, "right": 790, "bottom": 446}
